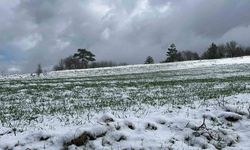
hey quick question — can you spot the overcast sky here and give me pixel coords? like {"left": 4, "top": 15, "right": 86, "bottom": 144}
{"left": 0, "top": 0, "right": 250, "bottom": 73}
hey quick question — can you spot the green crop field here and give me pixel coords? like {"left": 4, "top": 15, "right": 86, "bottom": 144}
{"left": 1, "top": 63, "right": 250, "bottom": 129}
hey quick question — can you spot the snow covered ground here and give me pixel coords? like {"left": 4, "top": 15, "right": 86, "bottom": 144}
{"left": 1, "top": 94, "right": 250, "bottom": 150}
{"left": 1, "top": 56, "right": 250, "bottom": 80}
{"left": 1, "top": 56, "right": 250, "bottom": 149}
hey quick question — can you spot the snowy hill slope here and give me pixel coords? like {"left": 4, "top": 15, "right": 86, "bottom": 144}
{"left": 1, "top": 56, "right": 250, "bottom": 149}
{"left": 1, "top": 56, "right": 250, "bottom": 80}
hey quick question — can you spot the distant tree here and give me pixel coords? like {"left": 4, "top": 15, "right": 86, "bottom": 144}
{"left": 216, "top": 44, "right": 226, "bottom": 58}
{"left": 235, "top": 46, "right": 244, "bottom": 57}
{"left": 144, "top": 56, "right": 154, "bottom": 64}
{"left": 225, "top": 41, "right": 237, "bottom": 57}
{"left": 165, "top": 43, "right": 178, "bottom": 62}
{"left": 224, "top": 41, "right": 245, "bottom": 57}
{"left": 118, "top": 63, "right": 128, "bottom": 66}
{"left": 36, "top": 64, "right": 43, "bottom": 76}
{"left": 53, "top": 59, "right": 64, "bottom": 71}
{"left": 53, "top": 56, "right": 84, "bottom": 71}
{"left": 89, "top": 61, "right": 117, "bottom": 68}
{"left": 202, "top": 43, "right": 219, "bottom": 59}
{"left": 180, "top": 51, "right": 200, "bottom": 61}
{"left": 176, "top": 52, "right": 184, "bottom": 61}
{"left": 73, "top": 49, "right": 96, "bottom": 68}
{"left": 54, "top": 49, "right": 96, "bottom": 71}
{"left": 245, "top": 47, "right": 250, "bottom": 55}
{"left": 64, "top": 56, "right": 83, "bottom": 69}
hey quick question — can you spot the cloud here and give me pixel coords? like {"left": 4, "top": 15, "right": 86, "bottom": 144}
{"left": 0, "top": 0, "right": 250, "bottom": 73}
{"left": 219, "top": 25, "right": 250, "bottom": 47}
{"left": 7, "top": 66, "right": 21, "bottom": 73}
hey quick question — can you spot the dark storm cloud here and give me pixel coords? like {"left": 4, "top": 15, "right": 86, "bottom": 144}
{"left": 0, "top": 0, "right": 250, "bottom": 73}
{"left": 185, "top": 1, "right": 250, "bottom": 37}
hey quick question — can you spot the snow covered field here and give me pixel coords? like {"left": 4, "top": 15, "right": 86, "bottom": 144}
{"left": 1, "top": 56, "right": 250, "bottom": 80}
{"left": 1, "top": 57, "right": 250, "bottom": 149}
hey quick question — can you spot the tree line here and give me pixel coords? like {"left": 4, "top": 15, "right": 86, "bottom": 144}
{"left": 35, "top": 40, "right": 250, "bottom": 74}
{"left": 146, "top": 40, "right": 250, "bottom": 64}
{"left": 53, "top": 49, "right": 128, "bottom": 71}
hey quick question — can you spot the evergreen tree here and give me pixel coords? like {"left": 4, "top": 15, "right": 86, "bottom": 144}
{"left": 202, "top": 43, "right": 218, "bottom": 59}
{"left": 144, "top": 56, "right": 154, "bottom": 64}
{"left": 73, "top": 49, "right": 96, "bottom": 68}
{"left": 165, "top": 43, "right": 178, "bottom": 62}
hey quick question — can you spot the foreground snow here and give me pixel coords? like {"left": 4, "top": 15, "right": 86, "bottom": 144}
{"left": 1, "top": 94, "right": 250, "bottom": 150}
